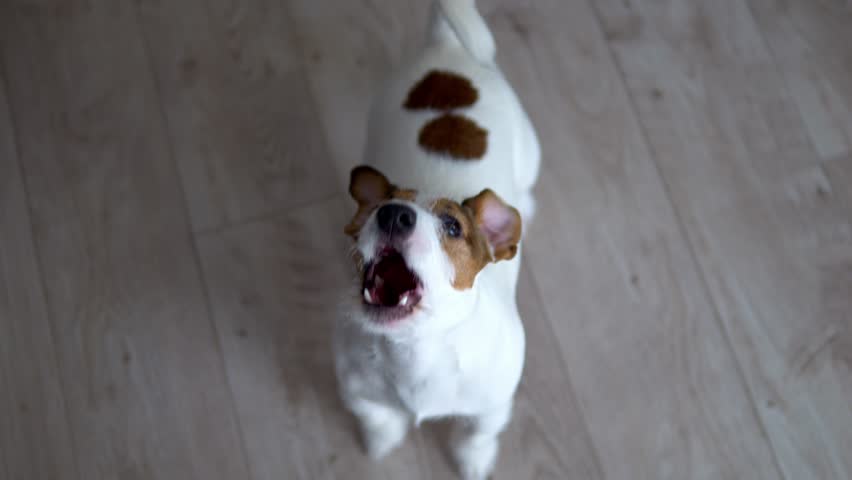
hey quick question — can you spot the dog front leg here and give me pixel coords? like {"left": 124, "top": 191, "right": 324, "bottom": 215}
{"left": 451, "top": 402, "right": 513, "bottom": 480}
{"left": 345, "top": 397, "right": 411, "bottom": 460}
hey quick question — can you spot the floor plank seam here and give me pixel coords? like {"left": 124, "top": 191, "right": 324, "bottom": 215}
{"left": 128, "top": 2, "right": 256, "bottom": 478}
{"left": 0, "top": 52, "right": 85, "bottom": 480}
{"left": 582, "top": 1, "right": 789, "bottom": 478}
{"left": 742, "top": 0, "right": 847, "bottom": 186}
{"left": 520, "top": 255, "right": 607, "bottom": 478}
{"left": 279, "top": 2, "right": 358, "bottom": 193}
{"left": 192, "top": 190, "right": 344, "bottom": 237}
{"left": 820, "top": 151, "right": 852, "bottom": 166}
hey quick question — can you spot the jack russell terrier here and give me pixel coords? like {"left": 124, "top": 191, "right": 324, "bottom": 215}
{"left": 333, "top": 0, "right": 540, "bottom": 478}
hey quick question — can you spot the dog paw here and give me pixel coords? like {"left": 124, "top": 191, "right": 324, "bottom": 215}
{"left": 360, "top": 415, "right": 408, "bottom": 460}
{"left": 453, "top": 437, "right": 498, "bottom": 480}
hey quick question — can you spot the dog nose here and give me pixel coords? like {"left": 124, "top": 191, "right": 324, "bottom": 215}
{"left": 376, "top": 204, "right": 416, "bottom": 237}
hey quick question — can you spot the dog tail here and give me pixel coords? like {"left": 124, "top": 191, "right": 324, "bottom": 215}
{"left": 428, "top": 0, "right": 496, "bottom": 65}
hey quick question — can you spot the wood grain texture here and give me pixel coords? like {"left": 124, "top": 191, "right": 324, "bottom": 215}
{"left": 284, "top": 0, "right": 432, "bottom": 190}
{"left": 745, "top": 0, "right": 851, "bottom": 60}
{"left": 824, "top": 153, "right": 852, "bottom": 210}
{"left": 2, "top": 0, "right": 851, "bottom": 478}
{"left": 504, "top": 264, "right": 604, "bottom": 480}
{"left": 0, "top": 65, "right": 80, "bottom": 480}
{"left": 492, "top": 1, "right": 783, "bottom": 478}
{"left": 0, "top": 2, "right": 250, "bottom": 479}
{"left": 595, "top": 0, "right": 852, "bottom": 478}
{"left": 747, "top": 0, "right": 852, "bottom": 159}
{"left": 136, "top": 0, "right": 338, "bottom": 232}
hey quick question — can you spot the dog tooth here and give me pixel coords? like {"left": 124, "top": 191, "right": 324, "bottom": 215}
{"left": 399, "top": 294, "right": 409, "bottom": 307}
{"left": 363, "top": 288, "right": 373, "bottom": 304}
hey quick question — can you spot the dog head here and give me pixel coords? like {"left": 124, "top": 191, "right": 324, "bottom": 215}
{"left": 344, "top": 165, "right": 521, "bottom": 335}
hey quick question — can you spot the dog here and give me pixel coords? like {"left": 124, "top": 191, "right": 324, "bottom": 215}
{"left": 333, "top": 0, "right": 540, "bottom": 478}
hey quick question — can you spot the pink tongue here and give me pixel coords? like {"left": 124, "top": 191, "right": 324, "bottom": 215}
{"left": 372, "top": 253, "right": 416, "bottom": 306}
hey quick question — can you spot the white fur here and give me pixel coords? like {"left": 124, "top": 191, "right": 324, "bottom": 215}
{"left": 334, "top": 1, "right": 540, "bottom": 478}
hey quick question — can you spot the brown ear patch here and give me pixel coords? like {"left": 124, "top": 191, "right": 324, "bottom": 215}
{"left": 390, "top": 188, "right": 418, "bottom": 202}
{"left": 432, "top": 199, "right": 492, "bottom": 290}
{"left": 404, "top": 70, "right": 478, "bottom": 110}
{"left": 462, "top": 189, "right": 522, "bottom": 262}
{"left": 344, "top": 166, "right": 417, "bottom": 237}
{"left": 419, "top": 114, "right": 488, "bottom": 160}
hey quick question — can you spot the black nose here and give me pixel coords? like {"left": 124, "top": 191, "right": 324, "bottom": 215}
{"left": 376, "top": 204, "right": 417, "bottom": 237}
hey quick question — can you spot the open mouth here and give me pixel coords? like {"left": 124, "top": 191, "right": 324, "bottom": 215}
{"left": 362, "top": 247, "right": 422, "bottom": 319}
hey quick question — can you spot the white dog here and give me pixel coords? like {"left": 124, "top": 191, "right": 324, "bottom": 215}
{"left": 333, "top": 0, "right": 540, "bottom": 478}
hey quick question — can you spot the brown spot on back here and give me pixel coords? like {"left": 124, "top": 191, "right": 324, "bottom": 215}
{"left": 404, "top": 70, "right": 479, "bottom": 110}
{"left": 432, "top": 199, "right": 492, "bottom": 290}
{"left": 419, "top": 114, "right": 487, "bottom": 160}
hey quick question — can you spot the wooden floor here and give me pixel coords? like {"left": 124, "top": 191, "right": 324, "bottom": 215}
{"left": 1, "top": 0, "right": 851, "bottom": 479}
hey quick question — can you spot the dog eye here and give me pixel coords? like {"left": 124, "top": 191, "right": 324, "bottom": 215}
{"left": 440, "top": 214, "right": 462, "bottom": 238}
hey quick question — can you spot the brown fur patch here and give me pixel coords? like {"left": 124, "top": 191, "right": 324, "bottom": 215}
{"left": 462, "top": 190, "right": 522, "bottom": 262}
{"left": 419, "top": 114, "right": 488, "bottom": 160}
{"left": 432, "top": 199, "right": 492, "bottom": 290}
{"left": 344, "top": 166, "right": 418, "bottom": 237}
{"left": 391, "top": 188, "right": 418, "bottom": 202}
{"left": 404, "top": 70, "right": 478, "bottom": 110}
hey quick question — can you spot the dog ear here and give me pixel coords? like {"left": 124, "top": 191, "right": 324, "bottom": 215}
{"left": 462, "top": 189, "right": 522, "bottom": 262}
{"left": 349, "top": 165, "right": 394, "bottom": 207}
{"left": 344, "top": 166, "right": 394, "bottom": 237}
